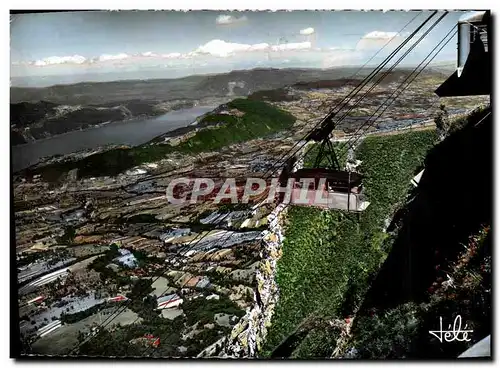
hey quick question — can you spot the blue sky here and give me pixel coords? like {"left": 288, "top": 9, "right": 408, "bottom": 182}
{"left": 10, "top": 10, "right": 465, "bottom": 87}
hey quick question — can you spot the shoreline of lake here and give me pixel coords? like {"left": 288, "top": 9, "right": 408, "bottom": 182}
{"left": 11, "top": 105, "right": 216, "bottom": 172}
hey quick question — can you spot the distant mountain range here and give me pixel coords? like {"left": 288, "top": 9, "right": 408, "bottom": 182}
{"left": 11, "top": 67, "right": 364, "bottom": 105}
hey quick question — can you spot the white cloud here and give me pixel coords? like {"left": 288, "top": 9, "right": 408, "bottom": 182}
{"left": 193, "top": 39, "right": 252, "bottom": 57}
{"left": 247, "top": 43, "right": 270, "bottom": 51}
{"left": 191, "top": 39, "right": 312, "bottom": 58}
{"left": 192, "top": 40, "right": 269, "bottom": 57}
{"left": 98, "top": 53, "right": 129, "bottom": 62}
{"left": 215, "top": 14, "right": 248, "bottom": 25}
{"left": 300, "top": 27, "right": 315, "bottom": 35}
{"left": 19, "top": 39, "right": 314, "bottom": 68}
{"left": 32, "top": 55, "right": 87, "bottom": 66}
{"left": 356, "top": 31, "right": 402, "bottom": 50}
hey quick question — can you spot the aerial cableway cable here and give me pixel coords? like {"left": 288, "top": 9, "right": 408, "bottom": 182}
{"left": 257, "top": 11, "right": 432, "bottom": 179}
{"left": 305, "top": 11, "right": 449, "bottom": 169}
{"left": 249, "top": 17, "right": 452, "bottom": 215}
{"left": 262, "top": 11, "right": 438, "bottom": 180}
{"left": 169, "top": 14, "right": 454, "bottom": 356}
{"left": 73, "top": 16, "right": 436, "bottom": 357}
{"left": 249, "top": 13, "right": 451, "bottom": 215}
{"left": 259, "top": 11, "right": 440, "bottom": 181}
{"left": 298, "top": 20, "right": 453, "bottom": 179}
{"left": 336, "top": 24, "right": 457, "bottom": 160}
{"left": 308, "top": 11, "right": 449, "bottom": 154}
{"left": 70, "top": 11, "right": 442, "bottom": 356}
{"left": 307, "top": 11, "right": 447, "bottom": 142}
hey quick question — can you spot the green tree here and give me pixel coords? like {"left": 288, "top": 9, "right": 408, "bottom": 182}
{"left": 434, "top": 103, "right": 449, "bottom": 141}
{"left": 58, "top": 226, "right": 76, "bottom": 244}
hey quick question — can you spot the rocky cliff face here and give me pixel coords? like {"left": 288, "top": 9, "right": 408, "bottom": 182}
{"left": 222, "top": 202, "right": 287, "bottom": 357}
{"left": 195, "top": 148, "right": 306, "bottom": 358}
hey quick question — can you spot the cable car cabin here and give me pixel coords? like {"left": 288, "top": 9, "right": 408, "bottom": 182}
{"left": 435, "top": 11, "right": 491, "bottom": 97}
{"left": 279, "top": 168, "right": 371, "bottom": 212}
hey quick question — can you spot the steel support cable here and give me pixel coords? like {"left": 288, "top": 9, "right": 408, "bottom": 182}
{"left": 334, "top": 39, "right": 455, "bottom": 163}
{"left": 69, "top": 12, "right": 431, "bottom": 355}
{"left": 89, "top": 228, "right": 241, "bottom": 357}
{"left": 55, "top": 17, "right": 448, "bottom": 355}
{"left": 76, "top": 170, "right": 281, "bottom": 353}
{"left": 257, "top": 11, "right": 434, "bottom": 181}
{"left": 317, "top": 11, "right": 449, "bottom": 152}
{"left": 75, "top": 36, "right": 424, "bottom": 358}
{"left": 343, "top": 29, "right": 457, "bottom": 153}
{"left": 334, "top": 16, "right": 452, "bottom": 154}
{"left": 206, "top": 12, "right": 435, "bottom": 220}
{"left": 309, "top": 20, "right": 436, "bottom": 140}
{"left": 74, "top": 173, "right": 274, "bottom": 354}
{"left": 146, "top": 55, "right": 451, "bottom": 355}
{"left": 336, "top": 25, "right": 456, "bottom": 159}
{"left": 270, "top": 12, "right": 447, "bottom": 175}
{"left": 301, "top": 25, "right": 456, "bottom": 190}
{"left": 144, "top": 181, "right": 317, "bottom": 358}
{"left": 157, "top": 22, "right": 457, "bottom": 359}
{"left": 270, "top": 12, "right": 451, "bottom": 204}
{"left": 260, "top": 11, "right": 440, "bottom": 182}
{"left": 304, "top": 11, "right": 449, "bottom": 167}
{"left": 311, "top": 12, "right": 426, "bottom": 120}
{"left": 336, "top": 95, "right": 443, "bottom": 152}
{"left": 315, "top": 13, "right": 425, "bottom": 111}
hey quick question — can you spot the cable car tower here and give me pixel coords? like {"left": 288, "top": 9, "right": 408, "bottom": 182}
{"left": 276, "top": 111, "right": 370, "bottom": 213}
{"left": 287, "top": 115, "right": 370, "bottom": 212}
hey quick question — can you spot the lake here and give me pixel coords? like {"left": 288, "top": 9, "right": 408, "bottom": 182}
{"left": 11, "top": 105, "right": 215, "bottom": 172}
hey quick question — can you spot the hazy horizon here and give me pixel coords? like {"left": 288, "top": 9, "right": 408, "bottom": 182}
{"left": 11, "top": 10, "right": 464, "bottom": 88}
{"left": 11, "top": 60, "right": 457, "bottom": 89}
